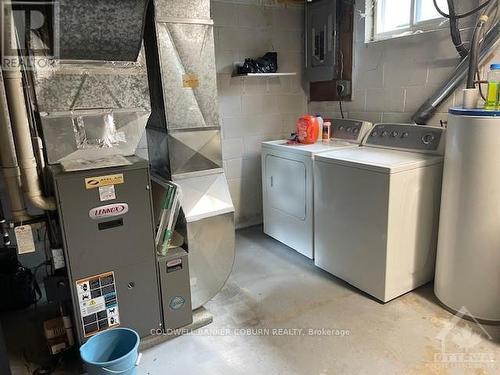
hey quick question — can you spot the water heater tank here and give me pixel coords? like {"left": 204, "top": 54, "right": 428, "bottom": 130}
{"left": 435, "top": 108, "right": 500, "bottom": 322}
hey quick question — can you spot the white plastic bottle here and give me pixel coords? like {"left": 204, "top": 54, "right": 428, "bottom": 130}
{"left": 315, "top": 115, "right": 323, "bottom": 142}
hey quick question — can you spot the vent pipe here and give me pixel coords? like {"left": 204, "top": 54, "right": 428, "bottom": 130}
{"left": 411, "top": 22, "right": 500, "bottom": 125}
{"left": 2, "top": 2, "right": 56, "bottom": 212}
{"left": 0, "top": 71, "right": 30, "bottom": 222}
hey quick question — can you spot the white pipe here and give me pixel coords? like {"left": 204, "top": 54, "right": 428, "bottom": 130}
{"left": 0, "top": 72, "right": 31, "bottom": 222}
{"left": 2, "top": 3, "right": 55, "bottom": 211}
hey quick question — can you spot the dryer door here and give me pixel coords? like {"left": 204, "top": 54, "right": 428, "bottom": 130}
{"left": 266, "top": 154, "right": 306, "bottom": 220}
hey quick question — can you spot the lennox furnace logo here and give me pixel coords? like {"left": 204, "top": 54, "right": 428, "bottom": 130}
{"left": 89, "top": 203, "right": 129, "bottom": 220}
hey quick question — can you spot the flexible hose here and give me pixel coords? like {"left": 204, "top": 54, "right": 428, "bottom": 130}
{"left": 446, "top": 0, "right": 469, "bottom": 59}
{"left": 467, "top": 15, "right": 489, "bottom": 88}
{"left": 434, "top": 0, "right": 494, "bottom": 19}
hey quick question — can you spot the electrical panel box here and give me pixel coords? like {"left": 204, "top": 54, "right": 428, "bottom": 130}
{"left": 158, "top": 248, "right": 193, "bottom": 330}
{"left": 305, "top": 0, "right": 337, "bottom": 82}
{"left": 49, "top": 157, "right": 162, "bottom": 343}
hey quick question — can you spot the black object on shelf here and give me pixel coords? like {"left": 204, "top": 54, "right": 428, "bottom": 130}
{"left": 237, "top": 52, "right": 278, "bottom": 74}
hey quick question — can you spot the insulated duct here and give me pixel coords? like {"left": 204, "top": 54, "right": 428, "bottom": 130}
{"left": 411, "top": 22, "right": 500, "bottom": 125}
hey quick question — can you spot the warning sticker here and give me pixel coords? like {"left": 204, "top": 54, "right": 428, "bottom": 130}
{"left": 98, "top": 185, "right": 116, "bottom": 201}
{"left": 182, "top": 73, "right": 199, "bottom": 88}
{"left": 14, "top": 225, "right": 36, "bottom": 254}
{"left": 85, "top": 174, "right": 124, "bottom": 189}
{"left": 76, "top": 271, "right": 120, "bottom": 337}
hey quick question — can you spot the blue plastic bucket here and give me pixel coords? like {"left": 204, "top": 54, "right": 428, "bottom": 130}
{"left": 80, "top": 328, "right": 141, "bottom": 375}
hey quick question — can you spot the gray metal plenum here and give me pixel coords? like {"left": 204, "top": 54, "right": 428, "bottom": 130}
{"left": 412, "top": 22, "right": 500, "bottom": 125}
{"left": 30, "top": 30, "right": 152, "bottom": 164}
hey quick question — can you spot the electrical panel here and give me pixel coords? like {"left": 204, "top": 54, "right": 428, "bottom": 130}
{"left": 305, "top": 0, "right": 337, "bottom": 83}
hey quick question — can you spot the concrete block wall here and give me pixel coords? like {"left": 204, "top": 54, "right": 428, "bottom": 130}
{"left": 213, "top": 0, "right": 307, "bottom": 228}
{"left": 310, "top": 0, "right": 500, "bottom": 126}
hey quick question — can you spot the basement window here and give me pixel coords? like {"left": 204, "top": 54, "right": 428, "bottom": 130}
{"left": 366, "top": 0, "right": 449, "bottom": 42}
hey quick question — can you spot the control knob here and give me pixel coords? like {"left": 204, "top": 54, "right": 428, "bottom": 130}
{"left": 422, "top": 133, "right": 435, "bottom": 145}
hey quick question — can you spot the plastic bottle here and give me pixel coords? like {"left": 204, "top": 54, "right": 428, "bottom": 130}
{"left": 485, "top": 63, "right": 500, "bottom": 110}
{"left": 322, "top": 120, "right": 331, "bottom": 144}
{"left": 296, "top": 115, "right": 320, "bottom": 144}
{"left": 315, "top": 115, "right": 324, "bottom": 142}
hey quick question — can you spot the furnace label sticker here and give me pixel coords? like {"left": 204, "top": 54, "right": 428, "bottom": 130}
{"left": 85, "top": 173, "right": 124, "bottom": 189}
{"left": 14, "top": 225, "right": 36, "bottom": 254}
{"left": 98, "top": 185, "right": 116, "bottom": 202}
{"left": 76, "top": 271, "right": 120, "bottom": 337}
{"left": 182, "top": 73, "right": 199, "bottom": 88}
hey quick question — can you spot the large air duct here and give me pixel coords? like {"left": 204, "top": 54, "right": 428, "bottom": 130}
{"left": 58, "top": 0, "right": 150, "bottom": 61}
{"left": 412, "top": 22, "right": 500, "bottom": 125}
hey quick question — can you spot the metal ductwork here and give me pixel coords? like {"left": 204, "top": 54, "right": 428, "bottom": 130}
{"left": 28, "top": 1, "right": 152, "bottom": 166}
{"left": 412, "top": 22, "right": 500, "bottom": 125}
{"left": 146, "top": 0, "right": 235, "bottom": 310}
{"left": 58, "top": 0, "right": 150, "bottom": 61}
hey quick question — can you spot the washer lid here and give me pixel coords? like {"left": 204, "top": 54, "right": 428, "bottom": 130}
{"left": 262, "top": 140, "right": 358, "bottom": 156}
{"left": 315, "top": 147, "right": 443, "bottom": 173}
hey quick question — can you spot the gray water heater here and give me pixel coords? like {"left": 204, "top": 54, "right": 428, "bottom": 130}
{"left": 49, "top": 157, "right": 162, "bottom": 343}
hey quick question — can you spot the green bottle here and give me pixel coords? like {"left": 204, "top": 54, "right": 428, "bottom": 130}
{"left": 485, "top": 63, "right": 500, "bottom": 110}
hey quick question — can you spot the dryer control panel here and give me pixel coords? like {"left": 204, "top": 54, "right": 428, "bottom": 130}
{"left": 331, "top": 119, "right": 373, "bottom": 143}
{"left": 363, "top": 124, "right": 445, "bottom": 155}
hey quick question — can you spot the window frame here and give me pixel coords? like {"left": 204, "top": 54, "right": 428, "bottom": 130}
{"left": 367, "top": 0, "right": 449, "bottom": 42}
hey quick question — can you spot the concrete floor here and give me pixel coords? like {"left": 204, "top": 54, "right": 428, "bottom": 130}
{"left": 141, "top": 226, "right": 499, "bottom": 375}
{"left": 4, "top": 225, "right": 500, "bottom": 374}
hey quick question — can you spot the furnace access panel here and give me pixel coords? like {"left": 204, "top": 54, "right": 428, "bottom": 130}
{"left": 50, "top": 157, "right": 162, "bottom": 343}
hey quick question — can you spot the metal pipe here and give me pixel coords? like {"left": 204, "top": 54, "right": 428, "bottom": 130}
{"left": 411, "top": 22, "right": 500, "bottom": 125}
{"left": 0, "top": 71, "right": 30, "bottom": 222}
{"left": 2, "top": 3, "right": 56, "bottom": 211}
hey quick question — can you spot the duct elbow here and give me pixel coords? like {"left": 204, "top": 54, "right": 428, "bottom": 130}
{"left": 27, "top": 194, "right": 56, "bottom": 211}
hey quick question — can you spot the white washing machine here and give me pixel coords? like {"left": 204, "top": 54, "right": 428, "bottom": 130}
{"left": 314, "top": 124, "right": 446, "bottom": 302}
{"left": 262, "top": 119, "right": 372, "bottom": 259}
